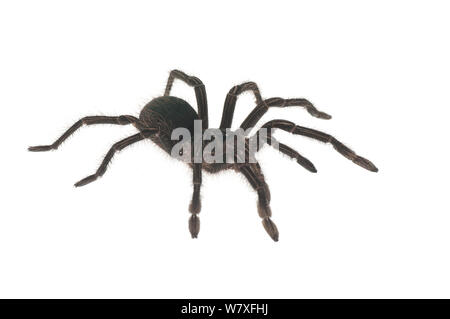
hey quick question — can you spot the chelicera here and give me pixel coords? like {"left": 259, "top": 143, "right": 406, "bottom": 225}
{"left": 29, "top": 69, "right": 378, "bottom": 241}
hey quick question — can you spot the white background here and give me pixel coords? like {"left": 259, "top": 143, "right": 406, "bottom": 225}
{"left": 1, "top": 1, "right": 449, "bottom": 298}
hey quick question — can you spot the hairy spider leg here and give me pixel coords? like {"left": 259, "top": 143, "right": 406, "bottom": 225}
{"left": 163, "top": 69, "right": 209, "bottom": 129}
{"left": 163, "top": 69, "right": 207, "bottom": 238}
{"left": 251, "top": 132, "right": 317, "bottom": 173}
{"left": 238, "top": 140, "right": 273, "bottom": 201}
{"left": 240, "top": 164, "right": 279, "bottom": 241}
{"left": 74, "top": 129, "right": 157, "bottom": 187}
{"left": 220, "top": 81, "right": 264, "bottom": 129}
{"left": 219, "top": 80, "right": 331, "bottom": 130}
{"left": 189, "top": 163, "right": 202, "bottom": 238}
{"left": 241, "top": 97, "right": 332, "bottom": 131}
{"left": 260, "top": 120, "right": 378, "bottom": 172}
{"left": 28, "top": 115, "right": 140, "bottom": 152}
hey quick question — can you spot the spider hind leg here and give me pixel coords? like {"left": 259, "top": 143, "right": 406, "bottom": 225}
{"left": 261, "top": 120, "right": 378, "bottom": 172}
{"left": 253, "top": 133, "right": 317, "bottom": 173}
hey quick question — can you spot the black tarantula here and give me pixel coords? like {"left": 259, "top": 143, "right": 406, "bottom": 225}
{"left": 29, "top": 69, "right": 378, "bottom": 241}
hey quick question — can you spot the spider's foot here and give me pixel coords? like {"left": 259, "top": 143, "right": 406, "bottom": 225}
{"left": 189, "top": 215, "right": 200, "bottom": 239}
{"left": 297, "top": 156, "right": 317, "bottom": 173}
{"left": 353, "top": 155, "right": 378, "bottom": 172}
{"left": 332, "top": 140, "right": 378, "bottom": 172}
{"left": 262, "top": 217, "right": 279, "bottom": 242}
{"left": 74, "top": 174, "right": 98, "bottom": 187}
{"left": 28, "top": 145, "right": 55, "bottom": 152}
{"left": 313, "top": 110, "right": 332, "bottom": 120}
{"left": 305, "top": 101, "right": 332, "bottom": 119}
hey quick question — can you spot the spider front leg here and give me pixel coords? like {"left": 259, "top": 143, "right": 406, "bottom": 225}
{"left": 188, "top": 163, "right": 202, "bottom": 238}
{"left": 251, "top": 133, "right": 317, "bottom": 173}
{"left": 28, "top": 115, "right": 140, "bottom": 151}
{"left": 74, "top": 129, "right": 157, "bottom": 187}
{"left": 239, "top": 164, "right": 279, "bottom": 242}
{"left": 261, "top": 120, "right": 378, "bottom": 172}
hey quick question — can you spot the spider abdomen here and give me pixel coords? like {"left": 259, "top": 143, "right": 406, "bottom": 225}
{"left": 140, "top": 96, "right": 199, "bottom": 134}
{"left": 139, "top": 96, "right": 199, "bottom": 154}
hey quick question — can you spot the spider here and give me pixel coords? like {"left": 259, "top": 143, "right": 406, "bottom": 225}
{"left": 29, "top": 69, "right": 378, "bottom": 241}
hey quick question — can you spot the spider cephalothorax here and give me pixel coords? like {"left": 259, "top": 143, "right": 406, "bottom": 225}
{"left": 29, "top": 69, "right": 378, "bottom": 241}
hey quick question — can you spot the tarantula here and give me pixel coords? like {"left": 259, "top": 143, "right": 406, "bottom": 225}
{"left": 29, "top": 69, "right": 378, "bottom": 241}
